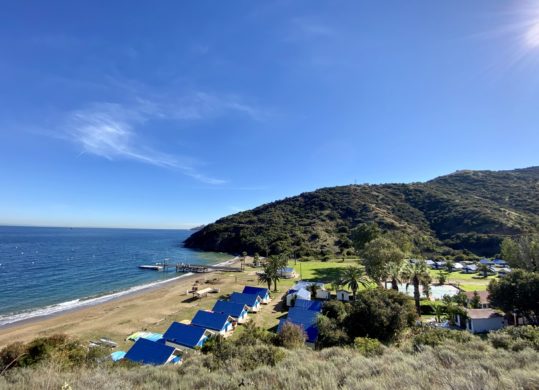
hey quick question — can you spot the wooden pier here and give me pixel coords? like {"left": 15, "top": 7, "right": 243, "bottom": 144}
{"left": 138, "top": 261, "right": 241, "bottom": 273}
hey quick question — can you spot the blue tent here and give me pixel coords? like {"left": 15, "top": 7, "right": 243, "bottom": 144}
{"left": 191, "top": 310, "right": 233, "bottom": 333}
{"left": 162, "top": 322, "right": 210, "bottom": 349}
{"left": 212, "top": 300, "right": 249, "bottom": 320}
{"left": 479, "top": 259, "right": 494, "bottom": 265}
{"left": 278, "top": 307, "right": 319, "bottom": 343}
{"left": 294, "top": 298, "right": 323, "bottom": 312}
{"left": 229, "top": 292, "right": 261, "bottom": 310}
{"left": 124, "top": 338, "right": 179, "bottom": 365}
{"left": 492, "top": 259, "right": 508, "bottom": 266}
{"left": 242, "top": 286, "right": 270, "bottom": 301}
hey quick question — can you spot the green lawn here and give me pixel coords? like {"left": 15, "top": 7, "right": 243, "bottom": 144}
{"left": 278, "top": 259, "right": 361, "bottom": 289}
{"left": 428, "top": 269, "right": 496, "bottom": 291}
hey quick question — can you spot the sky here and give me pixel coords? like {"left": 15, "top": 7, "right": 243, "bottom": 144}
{"left": 1, "top": 1, "right": 539, "bottom": 229}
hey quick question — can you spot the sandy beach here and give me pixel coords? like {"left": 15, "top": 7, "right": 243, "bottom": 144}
{"left": 0, "top": 257, "right": 261, "bottom": 350}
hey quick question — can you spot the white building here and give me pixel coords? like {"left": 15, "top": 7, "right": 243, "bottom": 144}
{"left": 457, "top": 308, "right": 506, "bottom": 334}
{"left": 336, "top": 290, "right": 353, "bottom": 302}
{"left": 285, "top": 281, "right": 327, "bottom": 306}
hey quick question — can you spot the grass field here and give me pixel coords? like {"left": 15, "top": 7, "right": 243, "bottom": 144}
{"left": 428, "top": 269, "right": 495, "bottom": 291}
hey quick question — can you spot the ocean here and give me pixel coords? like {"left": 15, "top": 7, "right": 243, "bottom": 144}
{"left": 0, "top": 226, "right": 230, "bottom": 326}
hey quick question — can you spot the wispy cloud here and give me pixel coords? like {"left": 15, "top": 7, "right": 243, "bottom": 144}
{"left": 65, "top": 91, "right": 263, "bottom": 184}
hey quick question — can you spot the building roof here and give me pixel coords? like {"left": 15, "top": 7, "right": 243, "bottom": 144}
{"left": 463, "top": 264, "right": 478, "bottom": 271}
{"left": 125, "top": 338, "right": 176, "bottom": 365}
{"left": 295, "top": 288, "right": 311, "bottom": 300}
{"left": 242, "top": 286, "right": 270, "bottom": 297}
{"left": 279, "top": 267, "right": 296, "bottom": 273}
{"left": 212, "top": 300, "right": 248, "bottom": 318}
{"left": 466, "top": 308, "right": 504, "bottom": 320}
{"left": 479, "top": 259, "right": 494, "bottom": 265}
{"left": 492, "top": 259, "right": 508, "bottom": 265}
{"left": 291, "top": 280, "right": 326, "bottom": 291}
{"left": 191, "top": 310, "right": 232, "bottom": 331}
{"left": 278, "top": 307, "right": 319, "bottom": 343}
{"left": 294, "top": 298, "right": 323, "bottom": 312}
{"left": 162, "top": 322, "right": 208, "bottom": 349}
{"left": 453, "top": 262, "right": 464, "bottom": 269}
{"left": 464, "top": 291, "right": 490, "bottom": 305}
{"left": 229, "top": 292, "right": 261, "bottom": 307}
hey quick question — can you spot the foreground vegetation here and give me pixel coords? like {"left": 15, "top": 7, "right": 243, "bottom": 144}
{"left": 1, "top": 326, "right": 539, "bottom": 389}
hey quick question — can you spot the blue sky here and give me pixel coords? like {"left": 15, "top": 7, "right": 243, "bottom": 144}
{"left": 1, "top": 1, "right": 539, "bottom": 228}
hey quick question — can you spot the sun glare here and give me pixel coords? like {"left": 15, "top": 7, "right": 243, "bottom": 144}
{"left": 525, "top": 21, "right": 539, "bottom": 47}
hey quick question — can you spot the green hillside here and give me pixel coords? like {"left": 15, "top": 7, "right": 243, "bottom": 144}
{"left": 184, "top": 167, "right": 539, "bottom": 257}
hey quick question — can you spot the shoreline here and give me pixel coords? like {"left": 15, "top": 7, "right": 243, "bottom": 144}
{"left": 0, "top": 257, "right": 239, "bottom": 345}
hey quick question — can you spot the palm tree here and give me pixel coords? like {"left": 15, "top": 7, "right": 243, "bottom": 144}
{"left": 340, "top": 266, "right": 370, "bottom": 300}
{"left": 258, "top": 267, "right": 273, "bottom": 291}
{"left": 433, "top": 304, "right": 444, "bottom": 323}
{"left": 403, "top": 260, "right": 430, "bottom": 315}
{"left": 307, "top": 283, "right": 320, "bottom": 299}
{"left": 477, "top": 263, "right": 490, "bottom": 278}
{"left": 386, "top": 262, "right": 404, "bottom": 291}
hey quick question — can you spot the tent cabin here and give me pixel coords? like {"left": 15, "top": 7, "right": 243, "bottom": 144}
{"left": 492, "top": 259, "right": 508, "bottom": 267}
{"left": 316, "top": 289, "right": 331, "bottom": 300}
{"left": 433, "top": 261, "right": 446, "bottom": 270}
{"left": 278, "top": 267, "right": 297, "bottom": 279}
{"left": 464, "top": 291, "right": 490, "bottom": 309}
{"left": 229, "top": 292, "right": 262, "bottom": 312}
{"left": 479, "top": 258, "right": 495, "bottom": 266}
{"left": 294, "top": 298, "right": 323, "bottom": 312}
{"left": 457, "top": 308, "right": 506, "bottom": 334}
{"left": 425, "top": 260, "right": 436, "bottom": 269}
{"left": 497, "top": 267, "right": 512, "bottom": 277}
{"left": 124, "top": 338, "right": 181, "bottom": 365}
{"left": 212, "top": 300, "right": 250, "bottom": 323}
{"left": 286, "top": 288, "right": 311, "bottom": 306}
{"left": 336, "top": 290, "right": 353, "bottom": 302}
{"left": 452, "top": 262, "right": 464, "bottom": 270}
{"left": 278, "top": 307, "right": 319, "bottom": 344}
{"left": 191, "top": 310, "right": 235, "bottom": 335}
{"left": 162, "top": 322, "right": 212, "bottom": 350}
{"left": 242, "top": 286, "right": 271, "bottom": 303}
{"left": 462, "top": 264, "right": 478, "bottom": 274}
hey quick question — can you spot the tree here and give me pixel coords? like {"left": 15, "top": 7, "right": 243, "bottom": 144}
{"left": 265, "top": 256, "right": 288, "bottom": 292}
{"left": 307, "top": 283, "right": 320, "bottom": 299}
{"left": 470, "top": 291, "right": 481, "bottom": 309}
{"left": 258, "top": 266, "right": 273, "bottom": 291}
{"left": 343, "top": 289, "right": 416, "bottom": 343}
{"left": 276, "top": 322, "right": 306, "bottom": 349}
{"left": 446, "top": 260, "right": 455, "bottom": 273}
{"left": 433, "top": 305, "right": 444, "bottom": 323}
{"left": 316, "top": 315, "right": 350, "bottom": 348}
{"left": 438, "top": 270, "right": 447, "bottom": 285}
{"left": 350, "top": 223, "right": 381, "bottom": 253}
{"left": 501, "top": 235, "right": 539, "bottom": 272}
{"left": 477, "top": 263, "right": 490, "bottom": 278}
{"left": 241, "top": 251, "right": 247, "bottom": 271}
{"left": 402, "top": 260, "right": 430, "bottom": 315}
{"left": 488, "top": 269, "right": 539, "bottom": 325}
{"left": 385, "top": 262, "right": 405, "bottom": 291}
{"left": 340, "top": 266, "right": 370, "bottom": 300}
{"left": 360, "top": 237, "right": 405, "bottom": 286}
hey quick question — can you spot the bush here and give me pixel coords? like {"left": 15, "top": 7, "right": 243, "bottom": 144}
{"left": 316, "top": 315, "right": 350, "bottom": 349}
{"left": 488, "top": 326, "right": 539, "bottom": 351}
{"left": 412, "top": 328, "right": 473, "bottom": 351}
{"left": 276, "top": 322, "right": 306, "bottom": 349}
{"left": 353, "top": 337, "right": 384, "bottom": 357}
{"left": 321, "top": 300, "right": 349, "bottom": 324}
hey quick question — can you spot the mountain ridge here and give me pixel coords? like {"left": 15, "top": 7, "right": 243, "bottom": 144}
{"left": 184, "top": 167, "right": 539, "bottom": 258}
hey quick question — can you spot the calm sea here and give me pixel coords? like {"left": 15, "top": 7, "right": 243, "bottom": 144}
{"left": 0, "top": 226, "right": 230, "bottom": 326}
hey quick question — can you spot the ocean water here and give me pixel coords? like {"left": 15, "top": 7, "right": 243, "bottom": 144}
{"left": 0, "top": 226, "right": 230, "bottom": 326}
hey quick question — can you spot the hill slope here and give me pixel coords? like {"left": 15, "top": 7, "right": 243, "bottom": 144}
{"left": 184, "top": 167, "right": 539, "bottom": 257}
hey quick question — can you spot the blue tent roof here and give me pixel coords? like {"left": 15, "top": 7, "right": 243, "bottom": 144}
{"left": 191, "top": 310, "right": 231, "bottom": 331}
{"left": 492, "top": 259, "right": 507, "bottom": 265}
{"left": 212, "top": 300, "right": 248, "bottom": 318}
{"left": 124, "top": 338, "right": 176, "bottom": 365}
{"left": 479, "top": 259, "right": 494, "bottom": 265}
{"left": 242, "top": 286, "right": 270, "bottom": 297}
{"left": 229, "top": 292, "right": 261, "bottom": 307}
{"left": 294, "top": 299, "right": 323, "bottom": 312}
{"left": 162, "top": 322, "right": 207, "bottom": 349}
{"left": 278, "top": 307, "right": 319, "bottom": 343}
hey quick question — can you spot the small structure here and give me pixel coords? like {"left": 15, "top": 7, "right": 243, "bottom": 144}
{"left": 464, "top": 291, "right": 490, "bottom": 309}
{"left": 457, "top": 308, "right": 506, "bottom": 334}
{"left": 278, "top": 307, "right": 319, "bottom": 344}
{"left": 124, "top": 338, "right": 181, "bottom": 365}
{"left": 479, "top": 258, "right": 494, "bottom": 266}
{"left": 462, "top": 264, "right": 478, "bottom": 274}
{"left": 294, "top": 298, "right": 323, "bottom": 312}
{"left": 126, "top": 331, "right": 163, "bottom": 343}
{"left": 425, "top": 260, "right": 436, "bottom": 269}
{"left": 192, "top": 287, "right": 220, "bottom": 299}
{"left": 229, "top": 292, "right": 262, "bottom": 312}
{"left": 336, "top": 290, "right": 353, "bottom": 302}
{"left": 286, "top": 288, "right": 311, "bottom": 306}
{"left": 452, "top": 262, "right": 464, "bottom": 270}
{"left": 278, "top": 267, "right": 297, "bottom": 279}
{"left": 316, "top": 289, "right": 331, "bottom": 300}
{"left": 433, "top": 261, "right": 446, "bottom": 270}
{"left": 242, "top": 286, "right": 271, "bottom": 303}
{"left": 191, "top": 310, "right": 234, "bottom": 335}
{"left": 162, "top": 322, "right": 212, "bottom": 350}
{"left": 212, "top": 300, "right": 250, "bottom": 323}
{"left": 492, "top": 259, "right": 508, "bottom": 267}
{"left": 497, "top": 267, "right": 512, "bottom": 277}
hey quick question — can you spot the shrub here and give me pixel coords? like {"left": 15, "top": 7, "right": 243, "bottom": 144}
{"left": 276, "top": 322, "right": 306, "bottom": 349}
{"left": 316, "top": 315, "right": 350, "bottom": 349}
{"left": 353, "top": 337, "right": 384, "bottom": 357}
{"left": 321, "top": 300, "right": 349, "bottom": 324}
{"left": 488, "top": 326, "right": 539, "bottom": 351}
{"left": 412, "top": 328, "right": 473, "bottom": 351}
